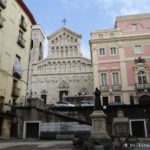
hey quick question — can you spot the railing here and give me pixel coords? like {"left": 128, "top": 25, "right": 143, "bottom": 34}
{"left": 0, "top": 16, "right": 4, "bottom": 28}
{"left": 0, "top": 0, "right": 7, "bottom": 9}
{"left": 19, "top": 20, "right": 27, "bottom": 32}
{"left": 112, "top": 84, "right": 122, "bottom": 92}
{"left": 12, "top": 87, "right": 20, "bottom": 97}
{"left": 100, "top": 85, "right": 109, "bottom": 92}
{"left": 17, "top": 36, "right": 26, "bottom": 48}
{"left": 135, "top": 83, "right": 150, "bottom": 92}
{"left": 90, "top": 29, "right": 121, "bottom": 40}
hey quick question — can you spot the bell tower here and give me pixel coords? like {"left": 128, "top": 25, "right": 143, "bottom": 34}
{"left": 31, "top": 25, "right": 45, "bottom": 63}
{"left": 27, "top": 25, "right": 45, "bottom": 97}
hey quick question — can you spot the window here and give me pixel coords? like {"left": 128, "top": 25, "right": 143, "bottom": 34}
{"left": 110, "top": 47, "right": 117, "bottom": 55}
{"left": 20, "top": 15, "right": 24, "bottom": 24}
{"left": 101, "top": 73, "right": 107, "bottom": 85}
{"left": 17, "top": 30, "right": 25, "bottom": 48}
{"left": 130, "top": 95, "right": 134, "bottom": 105}
{"left": 134, "top": 45, "right": 142, "bottom": 54}
{"left": 114, "top": 96, "right": 121, "bottom": 103}
{"left": 13, "top": 55, "right": 22, "bottom": 78}
{"left": 0, "top": 10, "right": 5, "bottom": 28}
{"left": 99, "top": 48, "right": 105, "bottom": 55}
{"left": 138, "top": 71, "right": 147, "bottom": 84}
{"left": 112, "top": 72, "right": 119, "bottom": 85}
{"left": 102, "top": 97, "right": 108, "bottom": 106}
{"left": 132, "top": 24, "right": 137, "bottom": 31}
{"left": 98, "top": 34, "right": 103, "bottom": 39}
{"left": 20, "top": 15, "right": 27, "bottom": 32}
{"left": 109, "top": 33, "right": 114, "bottom": 38}
{"left": 19, "top": 30, "right": 23, "bottom": 38}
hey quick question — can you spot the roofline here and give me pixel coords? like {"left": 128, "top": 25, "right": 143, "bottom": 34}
{"left": 47, "top": 26, "right": 82, "bottom": 40}
{"left": 116, "top": 13, "right": 150, "bottom": 22}
{"left": 15, "top": 0, "right": 36, "bottom": 25}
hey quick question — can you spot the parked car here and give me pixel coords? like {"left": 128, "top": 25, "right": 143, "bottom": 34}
{"left": 81, "top": 100, "right": 95, "bottom": 107}
{"left": 55, "top": 101, "right": 75, "bottom": 107}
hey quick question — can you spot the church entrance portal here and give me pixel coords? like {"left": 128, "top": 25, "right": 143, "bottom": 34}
{"left": 59, "top": 91, "right": 68, "bottom": 101}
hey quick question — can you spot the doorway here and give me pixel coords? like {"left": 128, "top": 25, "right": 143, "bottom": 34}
{"left": 59, "top": 90, "right": 68, "bottom": 101}
{"left": 102, "top": 97, "right": 108, "bottom": 106}
{"left": 41, "top": 94, "right": 47, "bottom": 104}
{"left": 24, "top": 121, "right": 40, "bottom": 139}
{"left": 130, "top": 119, "right": 147, "bottom": 137}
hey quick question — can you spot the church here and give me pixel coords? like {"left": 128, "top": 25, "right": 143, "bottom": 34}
{"left": 28, "top": 25, "right": 93, "bottom": 105}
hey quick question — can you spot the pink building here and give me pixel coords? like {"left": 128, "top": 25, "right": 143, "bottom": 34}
{"left": 90, "top": 13, "right": 150, "bottom": 105}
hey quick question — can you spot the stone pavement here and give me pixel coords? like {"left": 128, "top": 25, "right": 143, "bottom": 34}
{"left": 0, "top": 140, "right": 77, "bottom": 150}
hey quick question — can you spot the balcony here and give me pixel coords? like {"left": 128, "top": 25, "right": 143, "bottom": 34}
{"left": 0, "top": 103, "right": 11, "bottom": 113}
{"left": 0, "top": 0, "right": 7, "bottom": 9}
{"left": 0, "top": 16, "right": 5, "bottom": 28}
{"left": 135, "top": 83, "right": 150, "bottom": 92}
{"left": 17, "top": 36, "right": 25, "bottom": 48}
{"left": 100, "top": 85, "right": 109, "bottom": 92}
{"left": 13, "top": 65, "right": 22, "bottom": 79}
{"left": 112, "top": 84, "right": 122, "bottom": 92}
{"left": 12, "top": 87, "right": 20, "bottom": 97}
{"left": 19, "top": 20, "right": 27, "bottom": 32}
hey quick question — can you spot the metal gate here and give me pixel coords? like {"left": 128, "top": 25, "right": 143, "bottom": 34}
{"left": 26, "top": 122, "right": 39, "bottom": 138}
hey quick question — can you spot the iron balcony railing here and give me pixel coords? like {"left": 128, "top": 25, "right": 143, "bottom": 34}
{"left": 17, "top": 36, "right": 26, "bottom": 48}
{"left": 112, "top": 84, "right": 122, "bottom": 92}
{"left": 135, "top": 83, "right": 150, "bottom": 92}
{"left": 0, "top": 0, "right": 7, "bottom": 9}
{"left": 100, "top": 85, "right": 109, "bottom": 92}
{"left": 12, "top": 87, "right": 20, "bottom": 97}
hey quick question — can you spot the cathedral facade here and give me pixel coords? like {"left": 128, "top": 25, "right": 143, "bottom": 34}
{"left": 28, "top": 26, "right": 93, "bottom": 104}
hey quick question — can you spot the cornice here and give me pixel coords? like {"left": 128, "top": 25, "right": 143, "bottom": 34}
{"left": 90, "top": 34, "right": 150, "bottom": 44}
{"left": 15, "top": 0, "right": 36, "bottom": 25}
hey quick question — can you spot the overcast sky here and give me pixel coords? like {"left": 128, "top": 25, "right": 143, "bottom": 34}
{"left": 24, "top": 0, "right": 150, "bottom": 58}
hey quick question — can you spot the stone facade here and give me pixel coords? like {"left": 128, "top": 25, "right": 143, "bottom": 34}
{"left": 29, "top": 27, "right": 93, "bottom": 104}
{"left": 0, "top": 0, "right": 36, "bottom": 138}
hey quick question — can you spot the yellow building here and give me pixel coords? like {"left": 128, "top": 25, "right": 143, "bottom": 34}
{"left": 0, "top": 0, "right": 36, "bottom": 138}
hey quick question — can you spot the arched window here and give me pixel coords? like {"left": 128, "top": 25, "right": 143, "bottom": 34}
{"left": 138, "top": 71, "right": 147, "bottom": 84}
{"left": 30, "top": 40, "right": 33, "bottom": 50}
{"left": 39, "top": 43, "right": 43, "bottom": 61}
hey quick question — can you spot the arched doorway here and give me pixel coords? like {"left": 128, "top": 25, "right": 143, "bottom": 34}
{"left": 139, "top": 95, "right": 150, "bottom": 105}
{"left": 58, "top": 80, "right": 69, "bottom": 101}
{"left": 40, "top": 90, "right": 48, "bottom": 104}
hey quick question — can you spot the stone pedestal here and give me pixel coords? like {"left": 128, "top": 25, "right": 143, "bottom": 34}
{"left": 90, "top": 110, "right": 111, "bottom": 149}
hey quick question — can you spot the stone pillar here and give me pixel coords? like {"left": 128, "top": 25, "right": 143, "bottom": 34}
{"left": 90, "top": 110, "right": 111, "bottom": 149}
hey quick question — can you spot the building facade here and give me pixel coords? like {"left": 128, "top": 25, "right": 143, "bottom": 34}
{"left": 0, "top": 0, "right": 36, "bottom": 138}
{"left": 29, "top": 27, "right": 93, "bottom": 105}
{"left": 90, "top": 13, "right": 150, "bottom": 105}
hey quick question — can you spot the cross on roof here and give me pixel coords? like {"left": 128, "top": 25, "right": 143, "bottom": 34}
{"left": 62, "top": 18, "right": 67, "bottom": 26}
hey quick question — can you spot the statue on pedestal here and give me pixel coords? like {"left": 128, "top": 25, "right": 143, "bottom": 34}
{"left": 94, "top": 87, "right": 102, "bottom": 110}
